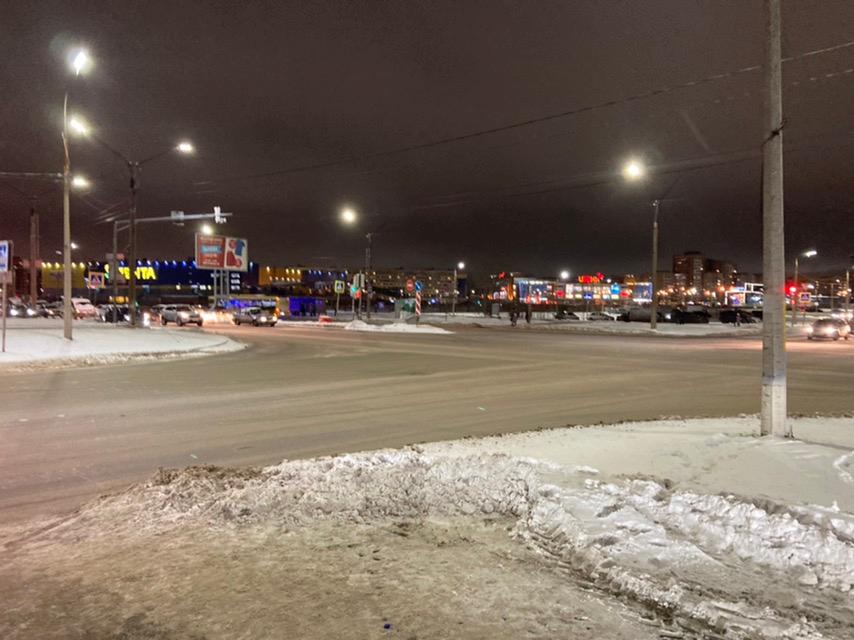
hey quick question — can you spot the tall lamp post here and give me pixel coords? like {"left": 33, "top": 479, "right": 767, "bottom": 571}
{"left": 61, "top": 48, "right": 92, "bottom": 340}
{"left": 452, "top": 261, "right": 465, "bottom": 315}
{"left": 340, "top": 207, "right": 378, "bottom": 319}
{"left": 74, "top": 123, "right": 194, "bottom": 325}
{"left": 791, "top": 249, "right": 817, "bottom": 326}
{"left": 622, "top": 159, "right": 663, "bottom": 329}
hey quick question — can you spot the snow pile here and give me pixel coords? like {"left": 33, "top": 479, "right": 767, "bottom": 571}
{"left": 343, "top": 319, "right": 452, "bottom": 334}
{"left": 0, "top": 321, "right": 243, "bottom": 367}
{"left": 62, "top": 450, "right": 854, "bottom": 638}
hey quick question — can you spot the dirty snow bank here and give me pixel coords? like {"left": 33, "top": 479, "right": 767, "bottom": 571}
{"left": 59, "top": 449, "right": 854, "bottom": 638}
{"left": 0, "top": 320, "right": 244, "bottom": 366}
{"left": 343, "top": 319, "right": 452, "bottom": 334}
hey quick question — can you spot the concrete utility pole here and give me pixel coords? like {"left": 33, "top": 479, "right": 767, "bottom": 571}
{"left": 649, "top": 199, "right": 661, "bottom": 330}
{"left": 761, "top": 0, "right": 788, "bottom": 437}
{"left": 29, "top": 200, "right": 39, "bottom": 305}
{"left": 364, "top": 233, "right": 373, "bottom": 320}
{"left": 61, "top": 94, "right": 73, "bottom": 340}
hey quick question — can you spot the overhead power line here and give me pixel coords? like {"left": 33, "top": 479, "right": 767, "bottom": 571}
{"left": 194, "top": 37, "right": 854, "bottom": 187}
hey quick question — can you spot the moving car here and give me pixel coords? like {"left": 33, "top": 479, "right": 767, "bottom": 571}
{"left": 233, "top": 306, "right": 277, "bottom": 326}
{"left": 672, "top": 308, "right": 710, "bottom": 324}
{"left": 806, "top": 318, "right": 850, "bottom": 341}
{"left": 160, "top": 304, "right": 204, "bottom": 327}
{"left": 587, "top": 311, "right": 615, "bottom": 321}
{"left": 719, "top": 309, "right": 756, "bottom": 324}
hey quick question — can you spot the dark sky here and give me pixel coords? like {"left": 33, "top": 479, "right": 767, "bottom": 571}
{"left": 2, "top": 0, "right": 854, "bottom": 279}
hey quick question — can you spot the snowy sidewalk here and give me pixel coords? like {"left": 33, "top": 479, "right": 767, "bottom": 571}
{"left": 3, "top": 416, "right": 853, "bottom": 639}
{"left": 0, "top": 319, "right": 244, "bottom": 367}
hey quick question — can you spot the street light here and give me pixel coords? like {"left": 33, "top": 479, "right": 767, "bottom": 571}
{"left": 200, "top": 223, "right": 213, "bottom": 235}
{"left": 340, "top": 207, "right": 357, "bottom": 225}
{"left": 791, "top": 249, "right": 817, "bottom": 326}
{"left": 70, "top": 175, "right": 90, "bottom": 190}
{"left": 622, "top": 159, "right": 645, "bottom": 181}
{"left": 79, "top": 125, "right": 196, "bottom": 326}
{"left": 621, "top": 158, "right": 663, "bottom": 329}
{"left": 61, "top": 46, "right": 91, "bottom": 340}
{"left": 452, "top": 261, "right": 466, "bottom": 315}
{"left": 559, "top": 270, "right": 570, "bottom": 280}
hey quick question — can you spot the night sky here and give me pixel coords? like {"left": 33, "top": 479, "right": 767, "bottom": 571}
{"left": 2, "top": 0, "right": 854, "bottom": 280}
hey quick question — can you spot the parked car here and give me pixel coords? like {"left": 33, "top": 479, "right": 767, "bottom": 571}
{"left": 719, "top": 309, "right": 757, "bottom": 325}
{"left": 587, "top": 311, "right": 615, "bottom": 321}
{"left": 672, "top": 308, "right": 710, "bottom": 324}
{"left": 160, "top": 304, "right": 204, "bottom": 326}
{"left": 233, "top": 306, "right": 277, "bottom": 326}
{"left": 70, "top": 297, "right": 98, "bottom": 319}
{"left": 806, "top": 318, "right": 850, "bottom": 341}
{"left": 554, "top": 308, "right": 580, "bottom": 321}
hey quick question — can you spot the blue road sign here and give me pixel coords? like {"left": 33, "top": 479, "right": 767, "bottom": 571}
{"left": 415, "top": 280, "right": 423, "bottom": 292}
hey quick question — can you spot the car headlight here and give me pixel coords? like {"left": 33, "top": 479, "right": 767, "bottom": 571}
{"left": 26, "top": 308, "right": 37, "bottom": 316}
{"left": 823, "top": 327, "right": 835, "bottom": 335}
{"left": 179, "top": 312, "right": 190, "bottom": 319}
{"left": 260, "top": 315, "right": 268, "bottom": 321}
{"left": 9, "top": 308, "right": 19, "bottom": 316}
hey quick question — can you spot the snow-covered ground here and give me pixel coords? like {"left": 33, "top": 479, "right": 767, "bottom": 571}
{"left": 419, "top": 312, "right": 766, "bottom": 336}
{"left": 342, "top": 319, "right": 452, "bottom": 334}
{"left": 2, "top": 416, "right": 853, "bottom": 639}
{"left": 0, "top": 318, "right": 243, "bottom": 367}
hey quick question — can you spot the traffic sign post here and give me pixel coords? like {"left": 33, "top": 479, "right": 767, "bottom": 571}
{"left": 334, "top": 280, "right": 345, "bottom": 316}
{"left": 415, "top": 291, "right": 422, "bottom": 324}
{"left": 1, "top": 240, "right": 12, "bottom": 353}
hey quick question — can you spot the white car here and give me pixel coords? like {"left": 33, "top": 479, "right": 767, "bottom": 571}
{"left": 71, "top": 298, "right": 98, "bottom": 318}
{"left": 233, "top": 306, "right": 277, "bottom": 326}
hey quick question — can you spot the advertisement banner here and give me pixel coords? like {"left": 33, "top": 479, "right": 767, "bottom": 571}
{"left": 195, "top": 234, "right": 226, "bottom": 270}
{"left": 195, "top": 234, "right": 248, "bottom": 271}
{"left": 0, "top": 240, "right": 9, "bottom": 272}
{"left": 224, "top": 237, "right": 249, "bottom": 272}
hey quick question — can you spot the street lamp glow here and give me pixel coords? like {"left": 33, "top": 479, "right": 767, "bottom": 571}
{"left": 200, "top": 223, "right": 213, "bottom": 235}
{"left": 340, "top": 207, "right": 357, "bottom": 225}
{"left": 68, "top": 116, "right": 89, "bottom": 136}
{"left": 70, "top": 175, "right": 91, "bottom": 190}
{"left": 560, "top": 270, "right": 570, "bottom": 280}
{"left": 802, "top": 249, "right": 818, "bottom": 258}
{"left": 69, "top": 48, "right": 92, "bottom": 76}
{"left": 176, "top": 141, "right": 194, "bottom": 154}
{"left": 622, "top": 159, "right": 645, "bottom": 181}
{"left": 457, "top": 261, "right": 465, "bottom": 270}
{"left": 70, "top": 241, "right": 79, "bottom": 250}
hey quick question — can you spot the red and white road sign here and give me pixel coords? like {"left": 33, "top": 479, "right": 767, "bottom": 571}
{"left": 406, "top": 278, "right": 415, "bottom": 293}
{"left": 415, "top": 291, "right": 422, "bottom": 316}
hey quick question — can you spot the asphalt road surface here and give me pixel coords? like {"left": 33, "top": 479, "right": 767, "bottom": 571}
{"left": 2, "top": 324, "right": 854, "bottom": 523}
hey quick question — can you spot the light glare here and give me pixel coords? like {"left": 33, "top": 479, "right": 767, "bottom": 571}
{"left": 68, "top": 116, "right": 90, "bottom": 136}
{"left": 70, "top": 49, "right": 91, "bottom": 76}
{"left": 200, "top": 224, "right": 213, "bottom": 235}
{"left": 560, "top": 270, "right": 570, "bottom": 280}
{"left": 177, "top": 141, "right": 194, "bottom": 154}
{"left": 457, "top": 261, "right": 465, "bottom": 270}
{"left": 71, "top": 175, "right": 90, "bottom": 190}
{"left": 340, "top": 207, "right": 357, "bottom": 225}
{"left": 622, "top": 159, "right": 645, "bottom": 181}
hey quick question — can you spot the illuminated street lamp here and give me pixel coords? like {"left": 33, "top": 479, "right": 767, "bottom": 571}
{"left": 622, "top": 157, "right": 664, "bottom": 329}
{"left": 77, "top": 120, "right": 195, "bottom": 326}
{"left": 70, "top": 175, "right": 91, "bottom": 190}
{"left": 622, "top": 159, "right": 645, "bottom": 181}
{"left": 340, "top": 207, "right": 357, "bottom": 225}
{"left": 61, "top": 46, "right": 91, "bottom": 340}
{"left": 560, "top": 270, "right": 570, "bottom": 280}
{"left": 792, "top": 249, "right": 817, "bottom": 326}
{"left": 200, "top": 223, "right": 214, "bottom": 235}
{"left": 452, "top": 261, "right": 466, "bottom": 316}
